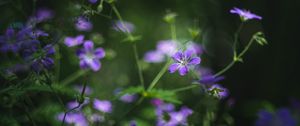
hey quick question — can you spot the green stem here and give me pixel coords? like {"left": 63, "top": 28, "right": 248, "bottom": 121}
{"left": 233, "top": 23, "right": 244, "bottom": 58}
{"left": 133, "top": 44, "right": 145, "bottom": 90}
{"left": 173, "top": 84, "right": 199, "bottom": 93}
{"left": 111, "top": 3, "right": 134, "bottom": 39}
{"left": 61, "top": 70, "right": 88, "bottom": 86}
{"left": 147, "top": 60, "right": 172, "bottom": 91}
{"left": 238, "top": 37, "right": 255, "bottom": 58}
{"left": 171, "top": 22, "right": 177, "bottom": 40}
{"left": 214, "top": 61, "right": 235, "bottom": 77}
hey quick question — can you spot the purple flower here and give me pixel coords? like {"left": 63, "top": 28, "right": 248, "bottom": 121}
{"left": 255, "top": 108, "right": 296, "bottom": 126}
{"left": 93, "top": 99, "right": 112, "bottom": 113}
{"left": 64, "top": 35, "right": 85, "bottom": 47}
{"left": 0, "top": 28, "right": 34, "bottom": 53}
{"left": 120, "top": 93, "right": 137, "bottom": 103}
{"left": 35, "top": 8, "right": 54, "bottom": 22}
{"left": 74, "top": 85, "right": 93, "bottom": 95}
{"left": 90, "top": 114, "right": 104, "bottom": 122}
{"left": 208, "top": 84, "right": 229, "bottom": 99}
{"left": 88, "top": 0, "right": 98, "bottom": 4}
{"left": 75, "top": 17, "right": 93, "bottom": 32}
{"left": 143, "top": 50, "right": 165, "bottom": 63}
{"left": 67, "top": 98, "right": 90, "bottom": 110}
{"left": 230, "top": 7, "right": 262, "bottom": 21}
{"left": 29, "top": 29, "right": 49, "bottom": 39}
{"left": 77, "top": 41, "right": 105, "bottom": 71}
{"left": 169, "top": 50, "right": 201, "bottom": 76}
{"left": 151, "top": 98, "right": 163, "bottom": 106}
{"left": 167, "top": 107, "right": 193, "bottom": 126}
{"left": 129, "top": 120, "right": 137, "bottom": 126}
{"left": 57, "top": 112, "right": 88, "bottom": 126}
{"left": 156, "top": 40, "right": 178, "bottom": 56}
{"left": 186, "top": 42, "right": 203, "bottom": 55}
{"left": 30, "top": 45, "right": 55, "bottom": 72}
{"left": 113, "top": 20, "right": 135, "bottom": 33}
{"left": 199, "top": 75, "right": 224, "bottom": 86}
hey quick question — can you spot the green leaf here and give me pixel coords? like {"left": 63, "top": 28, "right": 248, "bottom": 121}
{"left": 253, "top": 32, "right": 268, "bottom": 46}
{"left": 121, "top": 35, "right": 142, "bottom": 43}
{"left": 114, "top": 86, "right": 144, "bottom": 99}
{"left": 148, "top": 89, "right": 181, "bottom": 104}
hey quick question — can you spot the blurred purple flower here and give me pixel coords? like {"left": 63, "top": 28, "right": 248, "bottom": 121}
{"left": 57, "top": 112, "right": 88, "bottom": 126}
{"left": 156, "top": 40, "right": 178, "bottom": 56}
{"left": 169, "top": 50, "right": 201, "bottom": 76}
{"left": 208, "top": 84, "right": 229, "bottom": 99}
{"left": 64, "top": 35, "right": 85, "bottom": 47}
{"left": 30, "top": 45, "right": 55, "bottom": 72}
{"left": 143, "top": 50, "right": 165, "bottom": 63}
{"left": 186, "top": 42, "right": 203, "bottom": 55}
{"left": 167, "top": 107, "right": 193, "bottom": 126}
{"left": 151, "top": 98, "right": 163, "bottom": 107}
{"left": 75, "top": 17, "right": 93, "bottom": 32}
{"left": 35, "top": 8, "right": 54, "bottom": 22}
{"left": 74, "top": 85, "right": 93, "bottom": 95}
{"left": 67, "top": 98, "right": 90, "bottom": 110}
{"left": 90, "top": 114, "right": 104, "bottom": 122}
{"left": 77, "top": 41, "right": 105, "bottom": 71}
{"left": 29, "top": 29, "right": 49, "bottom": 39}
{"left": 93, "top": 99, "right": 112, "bottom": 113}
{"left": 120, "top": 93, "right": 137, "bottom": 103}
{"left": 199, "top": 75, "right": 224, "bottom": 86}
{"left": 88, "top": 0, "right": 98, "bottom": 4}
{"left": 255, "top": 108, "right": 296, "bottom": 126}
{"left": 0, "top": 27, "right": 34, "bottom": 53}
{"left": 129, "top": 120, "right": 137, "bottom": 126}
{"left": 113, "top": 20, "right": 135, "bottom": 33}
{"left": 230, "top": 7, "right": 262, "bottom": 21}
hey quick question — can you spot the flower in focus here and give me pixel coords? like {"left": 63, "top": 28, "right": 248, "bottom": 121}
{"left": 169, "top": 50, "right": 201, "bottom": 76}
{"left": 208, "top": 84, "right": 229, "bottom": 99}
{"left": 77, "top": 41, "right": 105, "bottom": 71}
{"left": 93, "top": 99, "right": 112, "bottom": 113}
{"left": 64, "top": 35, "right": 85, "bottom": 47}
{"left": 255, "top": 108, "right": 296, "bottom": 126}
{"left": 75, "top": 16, "right": 93, "bottom": 32}
{"left": 113, "top": 20, "right": 135, "bottom": 33}
{"left": 230, "top": 7, "right": 262, "bottom": 21}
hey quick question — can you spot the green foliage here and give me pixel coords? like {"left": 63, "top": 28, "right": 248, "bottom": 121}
{"left": 254, "top": 32, "right": 268, "bottom": 46}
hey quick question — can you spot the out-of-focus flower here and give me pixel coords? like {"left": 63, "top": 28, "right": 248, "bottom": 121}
{"left": 186, "top": 42, "right": 203, "bottom": 55}
{"left": 74, "top": 85, "right": 93, "bottom": 95}
{"left": 208, "top": 84, "right": 229, "bottom": 99}
{"left": 77, "top": 41, "right": 105, "bottom": 71}
{"left": 129, "top": 120, "right": 137, "bottom": 126}
{"left": 88, "top": 0, "right": 98, "bottom": 4}
{"left": 35, "top": 8, "right": 54, "bottom": 22}
{"left": 30, "top": 45, "right": 55, "bottom": 72}
{"left": 156, "top": 40, "right": 178, "bottom": 56}
{"left": 0, "top": 27, "right": 34, "bottom": 53}
{"left": 67, "top": 98, "right": 90, "bottom": 110}
{"left": 120, "top": 93, "right": 137, "bottom": 103}
{"left": 75, "top": 16, "right": 93, "bottom": 32}
{"left": 57, "top": 112, "right": 88, "bottom": 126}
{"left": 230, "top": 7, "right": 262, "bottom": 21}
{"left": 196, "top": 66, "right": 224, "bottom": 86}
{"left": 169, "top": 50, "right": 201, "bottom": 76}
{"left": 64, "top": 35, "right": 85, "bottom": 47}
{"left": 151, "top": 98, "right": 163, "bottom": 106}
{"left": 255, "top": 108, "right": 296, "bottom": 126}
{"left": 90, "top": 114, "right": 104, "bottom": 122}
{"left": 143, "top": 50, "right": 165, "bottom": 63}
{"left": 113, "top": 20, "right": 135, "bottom": 33}
{"left": 154, "top": 101, "right": 193, "bottom": 126}
{"left": 93, "top": 99, "right": 112, "bottom": 113}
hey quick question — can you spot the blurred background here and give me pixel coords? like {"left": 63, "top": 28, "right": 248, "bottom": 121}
{"left": 1, "top": 0, "right": 300, "bottom": 125}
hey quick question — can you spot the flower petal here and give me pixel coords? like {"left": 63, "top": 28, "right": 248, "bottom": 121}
{"left": 88, "top": 59, "right": 101, "bottom": 71}
{"left": 94, "top": 48, "right": 105, "bottom": 59}
{"left": 188, "top": 57, "right": 201, "bottom": 65}
{"left": 178, "top": 66, "right": 188, "bottom": 76}
{"left": 172, "top": 51, "right": 183, "bottom": 62}
{"left": 184, "top": 49, "right": 194, "bottom": 58}
{"left": 83, "top": 40, "right": 94, "bottom": 51}
{"left": 79, "top": 60, "right": 88, "bottom": 69}
{"left": 169, "top": 63, "right": 179, "bottom": 73}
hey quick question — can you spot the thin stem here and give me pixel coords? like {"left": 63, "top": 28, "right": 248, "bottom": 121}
{"left": 147, "top": 60, "right": 172, "bottom": 91}
{"left": 173, "top": 84, "right": 199, "bottom": 93}
{"left": 133, "top": 44, "right": 145, "bottom": 90}
{"left": 170, "top": 22, "right": 177, "bottom": 40}
{"left": 61, "top": 70, "right": 88, "bottom": 86}
{"left": 233, "top": 23, "right": 244, "bottom": 58}
{"left": 111, "top": 3, "right": 134, "bottom": 39}
{"left": 115, "top": 97, "right": 144, "bottom": 125}
{"left": 214, "top": 61, "right": 235, "bottom": 77}
{"left": 238, "top": 37, "right": 255, "bottom": 58}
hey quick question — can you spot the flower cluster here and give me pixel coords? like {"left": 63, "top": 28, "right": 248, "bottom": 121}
{"left": 57, "top": 86, "right": 112, "bottom": 126}
{"left": 152, "top": 99, "right": 193, "bottom": 126}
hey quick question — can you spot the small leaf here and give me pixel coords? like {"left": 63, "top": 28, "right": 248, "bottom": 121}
{"left": 121, "top": 35, "right": 142, "bottom": 43}
{"left": 148, "top": 89, "right": 181, "bottom": 104}
{"left": 253, "top": 32, "right": 268, "bottom": 46}
{"left": 114, "top": 86, "right": 144, "bottom": 99}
